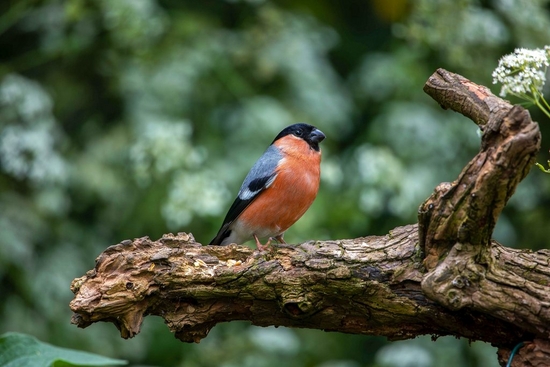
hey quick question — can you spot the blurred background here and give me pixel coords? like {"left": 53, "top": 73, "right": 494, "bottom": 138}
{"left": 1, "top": 0, "right": 550, "bottom": 366}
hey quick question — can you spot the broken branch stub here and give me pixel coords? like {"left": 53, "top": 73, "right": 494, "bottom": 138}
{"left": 419, "top": 68, "right": 540, "bottom": 270}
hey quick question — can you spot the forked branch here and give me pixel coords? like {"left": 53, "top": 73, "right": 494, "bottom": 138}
{"left": 70, "top": 69, "right": 546, "bottom": 367}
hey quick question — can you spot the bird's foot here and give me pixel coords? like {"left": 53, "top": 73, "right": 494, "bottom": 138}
{"left": 253, "top": 234, "right": 286, "bottom": 251}
{"left": 254, "top": 234, "right": 271, "bottom": 251}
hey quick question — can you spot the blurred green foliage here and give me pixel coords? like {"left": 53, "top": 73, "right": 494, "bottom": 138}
{"left": 1, "top": 0, "right": 549, "bottom": 366}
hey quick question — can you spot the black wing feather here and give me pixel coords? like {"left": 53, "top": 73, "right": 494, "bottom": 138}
{"left": 208, "top": 175, "right": 272, "bottom": 245}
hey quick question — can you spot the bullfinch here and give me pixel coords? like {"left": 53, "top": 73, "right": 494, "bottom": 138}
{"left": 209, "top": 123, "right": 325, "bottom": 250}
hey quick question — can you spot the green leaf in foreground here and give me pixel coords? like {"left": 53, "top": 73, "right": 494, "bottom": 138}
{"left": 0, "top": 332, "right": 127, "bottom": 367}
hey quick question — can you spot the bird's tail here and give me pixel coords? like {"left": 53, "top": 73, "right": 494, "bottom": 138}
{"left": 208, "top": 226, "right": 230, "bottom": 246}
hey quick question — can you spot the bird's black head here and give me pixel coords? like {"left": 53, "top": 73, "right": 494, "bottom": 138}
{"left": 272, "top": 123, "right": 326, "bottom": 151}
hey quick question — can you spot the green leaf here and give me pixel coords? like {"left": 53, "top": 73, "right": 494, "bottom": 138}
{"left": 0, "top": 332, "right": 127, "bottom": 367}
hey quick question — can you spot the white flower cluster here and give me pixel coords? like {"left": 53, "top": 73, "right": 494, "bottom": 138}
{"left": 492, "top": 46, "right": 550, "bottom": 98}
{"left": 0, "top": 74, "right": 68, "bottom": 184}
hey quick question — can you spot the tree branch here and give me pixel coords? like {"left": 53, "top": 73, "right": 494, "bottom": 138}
{"left": 70, "top": 69, "right": 546, "bottom": 366}
{"left": 70, "top": 226, "right": 528, "bottom": 345}
{"left": 420, "top": 69, "right": 540, "bottom": 268}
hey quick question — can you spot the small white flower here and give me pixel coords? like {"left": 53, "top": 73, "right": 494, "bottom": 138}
{"left": 492, "top": 47, "right": 550, "bottom": 98}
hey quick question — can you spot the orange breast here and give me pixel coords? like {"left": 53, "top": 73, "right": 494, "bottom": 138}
{"left": 238, "top": 137, "right": 321, "bottom": 238}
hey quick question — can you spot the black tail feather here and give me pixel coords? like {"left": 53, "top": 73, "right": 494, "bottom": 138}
{"left": 208, "top": 226, "right": 231, "bottom": 246}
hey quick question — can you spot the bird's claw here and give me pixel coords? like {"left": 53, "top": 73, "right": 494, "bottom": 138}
{"left": 253, "top": 234, "right": 270, "bottom": 251}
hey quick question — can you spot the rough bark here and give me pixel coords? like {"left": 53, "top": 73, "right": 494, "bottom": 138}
{"left": 70, "top": 69, "right": 547, "bottom": 366}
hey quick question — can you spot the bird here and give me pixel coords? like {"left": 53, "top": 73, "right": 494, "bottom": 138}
{"left": 209, "top": 123, "right": 325, "bottom": 250}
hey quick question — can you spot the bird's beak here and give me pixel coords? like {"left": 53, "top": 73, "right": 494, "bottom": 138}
{"left": 310, "top": 128, "right": 326, "bottom": 144}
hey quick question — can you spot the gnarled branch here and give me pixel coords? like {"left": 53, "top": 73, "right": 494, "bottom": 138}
{"left": 70, "top": 227, "right": 528, "bottom": 345}
{"left": 70, "top": 69, "right": 546, "bottom": 366}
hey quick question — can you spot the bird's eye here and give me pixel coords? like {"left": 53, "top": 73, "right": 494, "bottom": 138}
{"left": 295, "top": 129, "right": 304, "bottom": 136}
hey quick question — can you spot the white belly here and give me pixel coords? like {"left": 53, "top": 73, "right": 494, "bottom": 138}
{"left": 220, "top": 219, "right": 281, "bottom": 246}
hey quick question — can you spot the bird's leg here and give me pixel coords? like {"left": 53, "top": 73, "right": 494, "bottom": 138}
{"left": 253, "top": 234, "right": 271, "bottom": 251}
{"left": 274, "top": 234, "right": 286, "bottom": 244}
